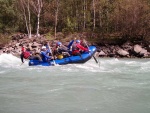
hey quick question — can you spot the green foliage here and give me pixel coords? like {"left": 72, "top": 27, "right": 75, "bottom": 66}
{"left": 45, "top": 32, "right": 54, "bottom": 40}
{"left": 0, "top": 0, "right": 18, "bottom": 33}
{"left": 0, "top": 0, "right": 150, "bottom": 42}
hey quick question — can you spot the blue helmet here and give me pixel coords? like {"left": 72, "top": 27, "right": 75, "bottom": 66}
{"left": 76, "top": 40, "right": 80, "bottom": 43}
{"left": 57, "top": 42, "right": 62, "bottom": 46}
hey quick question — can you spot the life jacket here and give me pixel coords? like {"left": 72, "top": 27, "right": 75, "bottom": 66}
{"left": 72, "top": 43, "right": 78, "bottom": 51}
{"left": 72, "top": 50, "right": 80, "bottom": 55}
{"left": 23, "top": 51, "right": 30, "bottom": 59}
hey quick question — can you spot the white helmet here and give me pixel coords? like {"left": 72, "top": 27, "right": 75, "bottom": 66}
{"left": 42, "top": 46, "right": 46, "bottom": 49}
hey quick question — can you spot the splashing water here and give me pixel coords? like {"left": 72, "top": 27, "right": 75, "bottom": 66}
{"left": 0, "top": 54, "right": 150, "bottom": 113}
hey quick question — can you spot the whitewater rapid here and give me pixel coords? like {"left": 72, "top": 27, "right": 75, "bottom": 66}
{"left": 0, "top": 54, "right": 150, "bottom": 113}
{"left": 0, "top": 53, "right": 150, "bottom": 73}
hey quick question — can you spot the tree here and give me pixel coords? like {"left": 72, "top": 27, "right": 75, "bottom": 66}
{"left": 18, "top": 0, "right": 32, "bottom": 38}
{"left": 0, "top": 0, "right": 17, "bottom": 33}
{"left": 54, "top": 0, "right": 60, "bottom": 39}
{"left": 112, "top": 0, "right": 150, "bottom": 38}
{"left": 92, "top": 0, "right": 96, "bottom": 31}
{"left": 30, "top": 0, "right": 43, "bottom": 37}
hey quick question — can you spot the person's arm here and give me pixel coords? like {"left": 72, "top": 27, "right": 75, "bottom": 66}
{"left": 67, "top": 40, "right": 74, "bottom": 50}
{"left": 41, "top": 51, "right": 51, "bottom": 59}
{"left": 61, "top": 45, "right": 69, "bottom": 52}
{"left": 76, "top": 44, "right": 88, "bottom": 51}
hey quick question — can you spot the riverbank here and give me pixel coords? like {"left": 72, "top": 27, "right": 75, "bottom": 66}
{"left": 0, "top": 32, "right": 150, "bottom": 58}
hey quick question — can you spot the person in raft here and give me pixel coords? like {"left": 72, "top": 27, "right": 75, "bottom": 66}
{"left": 55, "top": 41, "right": 70, "bottom": 59}
{"left": 40, "top": 43, "right": 53, "bottom": 62}
{"left": 20, "top": 45, "right": 42, "bottom": 63}
{"left": 71, "top": 40, "right": 89, "bottom": 56}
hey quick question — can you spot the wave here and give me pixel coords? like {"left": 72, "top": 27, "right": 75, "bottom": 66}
{"left": 0, "top": 53, "right": 150, "bottom": 73}
{"left": 0, "top": 53, "right": 28, "bottom": 68}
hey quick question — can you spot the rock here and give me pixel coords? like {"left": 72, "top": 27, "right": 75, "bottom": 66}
{"left": 134, "top": 44, "right": 143, "bottom": 53}
{"left": 1, "top": 32, "right": 150, "bottom": 59}
{"left": 0, "top": 50, "right": 3, "bottom": 55}
{"left": 98, "top": 50, "right": 107, "bottom": 56}
{"left": 140, "top": 49, "right": 148, "bottom": 57}
{"left": 35, "top": 48, "right": 41, "bottom": 53}
{"left": 31, "top": 42, "right": 40, "bottom": 48}
{"left": 147, "top": 45, "right": 150, "bottom": 52}
{"left": 147, "top": 52, "right": 150, "bottom": 58}
{"left": 117, "top": 49, "right": 129, "bottom": 57}
{"left": 15, "top": 43, "right": 20, "bottom": 47}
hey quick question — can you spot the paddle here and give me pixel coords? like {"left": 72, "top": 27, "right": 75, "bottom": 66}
{"left": 47, "top": 42, "right": 56, "bottom": 65}
{"left": 83, "top": 39, "right": 99, "bottom": 64}
{"left": 20, "top": 59, "right": 27, "bottom": 66}
{"left": 20, "top": 54, "right": 25, "bottom": 66}
{"left": 93, "top": 55, "right": 98, "bottom": 63}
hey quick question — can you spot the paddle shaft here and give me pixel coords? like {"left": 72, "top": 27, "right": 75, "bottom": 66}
{"left": 48, "top": 42, "right": 56, "bottom": 65}
{"left": 83, "top": 40, "right": 98, "bottom": 64}
{"left": 93, "top": 55, "right": 98, "bottom": 63}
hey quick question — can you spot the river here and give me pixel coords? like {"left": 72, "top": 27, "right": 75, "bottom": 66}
{"left": 0, "top": 53, "right": 150, "bottom": 113}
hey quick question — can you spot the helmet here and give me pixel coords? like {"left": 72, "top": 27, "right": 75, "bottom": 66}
{"left": 76, "top": 40, "right": 80, "bottom": 43}
{"left": 57, "top": 42, "right": 62, "bottom": 46}
{"left": 42, "top": 46, "right": 46, "bottom": 49}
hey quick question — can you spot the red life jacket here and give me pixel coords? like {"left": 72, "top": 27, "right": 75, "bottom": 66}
{"left": 72, "top": 50, "right": 80, "bottom": 55}
{"left": 23, "top": 51, "right": 30, "bottom": 59}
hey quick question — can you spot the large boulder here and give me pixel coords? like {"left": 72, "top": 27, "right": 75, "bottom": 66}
{"left": 133, "top": 44, "right": 142, "bottom": 53}
{"left": 98, "top": 50, "right": 107, "bottom": 57}
{"left": 117, "top": 49, "right": 129, "bottom": 57}
{"left": 133, "top": 44, "right": 148, "bottom": 57}
{"left": 140, "top": 49, "right": 148, "bottom": 57}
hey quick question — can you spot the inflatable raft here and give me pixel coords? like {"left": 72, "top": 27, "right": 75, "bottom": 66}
{"left": 29, "top": 46, "right": 97, "bottom": 66}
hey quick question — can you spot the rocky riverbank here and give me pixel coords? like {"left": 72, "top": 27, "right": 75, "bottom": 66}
{"left": 0, "top": 33, "right": 150, "bottom": 58}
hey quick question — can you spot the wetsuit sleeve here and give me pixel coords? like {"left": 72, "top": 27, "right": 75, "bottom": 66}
{"left": 67, "top": 40, "right": 74, "bottom": 49}
{"left": 76, "top": 44, "right": 88, "bottom": 51}
{"left": 41, "top": 51, "right": 51, "bottom": 59}
{"left": 61, "top": 45, "right": 69, "bottom": 52}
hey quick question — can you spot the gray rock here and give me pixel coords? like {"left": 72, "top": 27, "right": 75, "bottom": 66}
{"left": 117, "top": 49, "right": 129, "bottom": 57}
{"left": 134, "top": 44, "right": 143, "bottom": 53}
{"left": 140, "top": 49, "right": 148, "bottom": 56}
{"left": 98, "top": 50, "right": 107, "bottom": 56}
{"left": 0, "top": 50, "right": 3, "bottom": 55}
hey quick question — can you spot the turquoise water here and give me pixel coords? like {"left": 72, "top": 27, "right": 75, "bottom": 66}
{"left": 0, "top": 54, "right": 150, "bottom": 113}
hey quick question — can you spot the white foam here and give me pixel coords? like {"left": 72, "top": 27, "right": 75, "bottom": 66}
{"left": 0, "top": 70, "right": 6, "bottom": 74}
{"left": 1, "top": 53, "right": 149, "bottom": 73}
{"left": 0, "top": 53, "right": 27, "bottom": 68}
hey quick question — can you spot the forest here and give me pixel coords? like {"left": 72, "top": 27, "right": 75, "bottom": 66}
{"left": 0, "top": 0, "right": 150, "bottom": 44}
